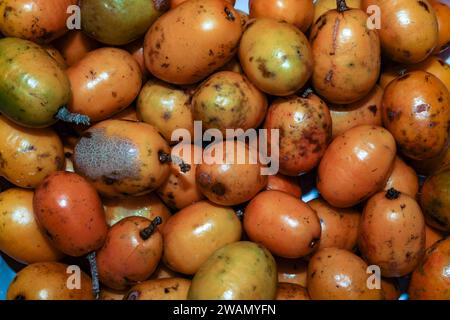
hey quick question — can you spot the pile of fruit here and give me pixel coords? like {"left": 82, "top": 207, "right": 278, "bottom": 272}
{"left": 0, "top": 0, "right": 449, "bottom": 300}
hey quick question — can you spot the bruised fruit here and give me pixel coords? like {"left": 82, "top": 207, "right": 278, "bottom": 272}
{"left": 0, "top": 115, "right": 64, "bottom": 188}
{"left": 310, "top": 1, "right": 380, "bottom": 104}
{"left": 188, "top": 241, "right": 277, "bottom": 300}
{"left": 361, "top": 0, "right": 438, "bottom": 64}
{"left": 0, "top": 189, "right": 63, "bottom": 264}
{"left": 381, "top": 71, "right": 449, "bottom": 160}
{"left": 97, "top": 216, "right": 163, "bottom": 290}
{"left": 317, "top": 125, "right": 396, "bottom": 208}
{"left": 249, "top": 0, "right": 314, "bottom": 32}
{"left": 420, "top": 169, "right": 450, "bottom": 231}
{"left": 0, "top": 0, "right": 77, "bottom": 43}
{"left": 239, "top": 18, "right": 313, "bottom": 96}
{"left": 264, "top": 94, "right": 332, "bottom": 175}
{"left": 307, "top": 248, "right": 383, "bottom": 300}
{"left": 81, "top": 0, "right": 169, "bottom": 45}
{"left": 244, "top": 191, "right": 321, "bottom": 258}
{"left": 192, "top": 71, "right": 268, "bottom": 134}
{"left": 67, "top": 48, "right": 142, "bottom": 123}
{"left": 157, "top": 144, "right": 205, "bottom": 210}
{"left": 358, "top": 189, "right": 426, "bottom": 277}
{"left": 125, "top": 278, "right": 191, "bottom": 300}
{"left": 0, "top": 38, "right": 71, "bottom": 128}
{"left": 33, "top": 172, "right": 108, "bottom": 257}
{"left": 74, "top": 120, "right": 170, "bottom": 197}
{"left": 144, "top": 0, "right": 242, "bottom": 84}
{"left": 196, "top": 140, "right": 267, "bottom": 206}
{"left": 7, "top": 262, "right": 94, "bottom": 300}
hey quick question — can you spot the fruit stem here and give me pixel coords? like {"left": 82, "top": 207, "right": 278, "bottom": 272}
{"left": 86, "top": 252, "right": 100, "bottom": 300}
{"left": 55, "top": 106, "right": 91, "bottom": 126}
{"left": 336, "top": 0, "right": 349, "bottom": 12}
{"left": 140, "top": 216, "right": 162, "bottom": 240}
{"left": 158, "top": 151, "right": 191, "bottom": 173}
{"left": 385, "top": 188, "right": 401, "bottom": 200}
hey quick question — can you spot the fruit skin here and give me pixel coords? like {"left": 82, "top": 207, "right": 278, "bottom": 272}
{"left": 170, "top": 0, "right": 235, "bottom": 9}
{"left": 244, "top": 191, "right": 321, "bottom": 258}
{"left": 381, "top": 71, "right": 449, "bottom": 161}
{"left": 0, "top": 0, "right": 77, "bottom": 43}
{"left": 81, "top": 0, "right": 169, "bottom": 45}
{"left": 0, "top": 115, "right": 64, "bottom": 188}
{"left": 329, "top": 85, "right": 383, "bottom": 138}
{"left": 308, "top": 198, "right": 360, "bottom": 251}
{"left": 408, "top": 237, "right": 450, "bottom": 300}
{"left": 276, "top": 283, "right": 310, "bottom": 300}
{"left": 162, "top": 200, "right": 241, "bottom": 275}
{"left": 0, "top": 38, "right": 71, "bottom": 128}
{"left": 307, "top": 248, "right": 383, "bottom": 300}
{"left": 239, "top": 18, "right": 313, "bottom": 96}
{"left": 0, "top": 188, "right": 63, "bottom": 264}
{"left": 249, "top": 0, "right": 314, "bottom": 32}
{"left": 125, "top": 278, "right": 191, "bottom": 300}
{"left": 317, "top": 125, "right": 397, "bottom": 208}
{"left": 196, "top": 140, "right": 267, "bottom": 206}
{"left": 7, "top": 262, "right": 94, "bottom": 300}
{"left": 67, "top": 48, "right": 142, "bottom": 123}
{"left": 266, "top": 174, "right": 301, "bottom": 198}
{"left": 277, "top": 258, "right": 308, "bottom": 287}
{"left": 264, "top": 94, "right": 332, "bottom": 175}
{"left": 33, "top": 171, "right": 108, "bottom": 257}
{"left": 188, "top": 241, "right": 278, "bottom": 300}
{"left": 53, "top": 31, "right": 100, "bottom": 67}
{"left": 384, "top": 156, "right": 419, "bottom": 198}
{"left": 192, "top": 71, "right": 268, "bottom": 134}
{"left": 73, "top": 120, "right": 170, "bottom": 198}
{"left": 361, "top": 0, "right": 438, "bottom": 64}
{"left": 310, "top": 5, "right": 380, "bottom": 104}
{"left": 420, "top": 169, "right": 450, "bottom": 231}
{"left": 425, "top": 225, "right": 445, "bottom": 250}
{"left": 358, "top": 190, "right": 426, "bottom": 277}
{"left": 103, "top": 193, "right": 171, "bottom": 230}
{"left": 313, "top": 0, "right": 361, "bottom": 23}
{"left": 430, "top": 0, "right": 450, "bottom": 54}
{"left": 144, "top": 0, "right": 242, "bottom": 85}
{"left": 97, "top": 216, "right": 163, "bottom": 290}
{"left": 137, "top": 79, "right": 193, "bottom": 143}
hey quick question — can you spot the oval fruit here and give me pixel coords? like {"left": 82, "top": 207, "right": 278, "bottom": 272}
{"left": 317, "top": 125, "right": 396, "bottom": 208}
{"left": 162, "top": 201, "right": 242, "bottom": 275}
{"left": 244, "top": 191, "right": 321, "bottom": 258}
{"left": 144, "top": 0, "right": 242, "bottom": 84}
{"left": 188, "top": 241, "right": 277, "bottom": 300}
{"left": 420, "top": 169, "right": 450, "bottom": 231}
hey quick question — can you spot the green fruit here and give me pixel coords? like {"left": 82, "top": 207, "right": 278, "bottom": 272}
{"left": 0, "top": 38, "right": 71, "bottom": 128}
{"left": 188, "top": 241, "right": 277, "bottom": 300}
{"left": 81, "top": 0, "right": 170, "bottom": 45}
{"left": 420, "top": 169, "right": 450, "bottom": 232}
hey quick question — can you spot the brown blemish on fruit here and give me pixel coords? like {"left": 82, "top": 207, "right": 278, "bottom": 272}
{"left": 368, "top": 105, "right": 377, "bottom": 116}
{"left": 415, "top": 104, "right": 430, "bottom": 113}
{"left": 417, "top": 1, "right": 430, "bottom": 12}
{"left": 256, "top": 58, "right": 276, "bottom": 78}
{"left": 224, "top": 7, "right": 235, "bottom": 22}
{"left": 211, "top": 183, "right": 226, "bottom": 196}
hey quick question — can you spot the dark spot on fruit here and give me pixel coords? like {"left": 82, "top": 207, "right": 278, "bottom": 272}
{"left": 256, "top": 58, "right": 275, "bottom": 78}
{"left": 102, "top": 176, "right": 117, "bottom": 185}
{"left": 126, "top": 291, "right": 140, "bottom": 300}
{"left": 161, "top": 63, "right": 170, "bottom": 68}
{"left": 111, "top": 91, "right": 117, "bottom": 98}
{"left": 211, "top": 183, "right": 226, "bottom": 196}
{"left": 415, "top": 104, "right": 430, "bottom": 113}
{"left": 417, "top": 1, "right": 430, "bottom": 12}
{"left": 428, "top": 122, "right": 437, "bottom": 128}
{"left": 224, "top": 7, "right": 235, "bottom": 21}
{"left": 385, "top": 188, "right": 401, "bottom": 200}
{"left": 400, "top": 204, "right": 406, "bottom": 209}
{"left": 163, "top": 111, "right": 171, "bottom": 120}
{"left": 209, "top": 49, "right": 214, "bottom": 56}
{"left": 3, "top": 6, "right": 14, "bottom": 18}
{"left": 368, "top": 105, "right": 377, "bottom": 115}
{"left": 387, "top": 108, "right": 402, "bottom": 122}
